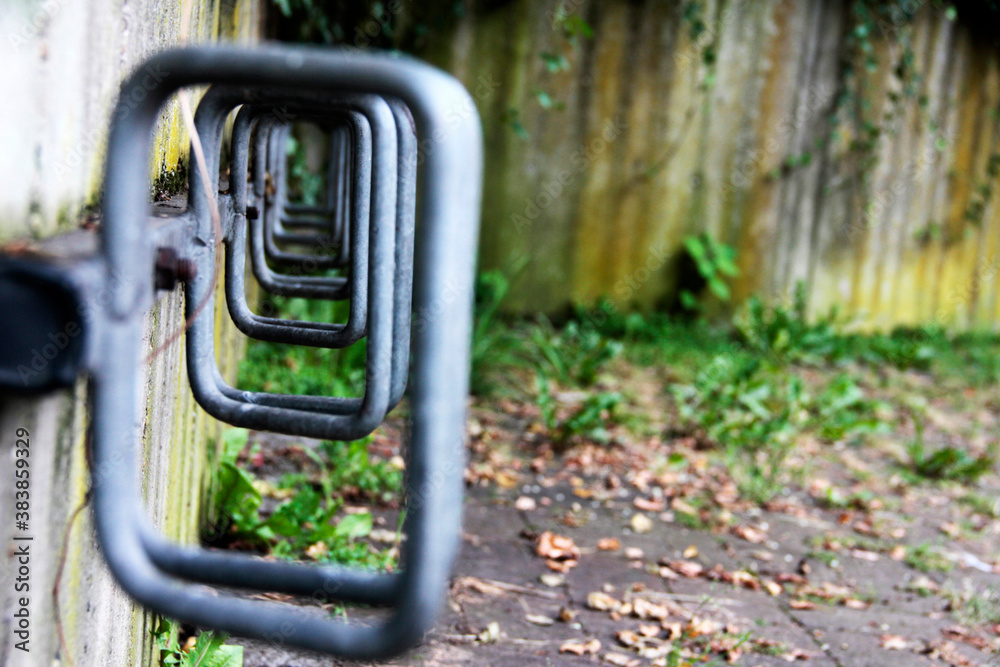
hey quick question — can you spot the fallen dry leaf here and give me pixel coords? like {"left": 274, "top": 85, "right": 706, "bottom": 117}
{"left": 514, "top": 496, "right": 537, "bottom": 511}
{"left": 602, "top": 652, "right": 640, "bottom": 667}
{"left": 732, "top": 524, "right": 767, "bottom": 544}
{"left": 598, "top": 537, "right": 622, "bottom": 551}
{"left": 587, "top": 591, "right": 622, "bottom": 612}
{"left": 763, "top": 579, "right": 783, "bottom": 596}
{"left": 664, "top": 560, "right": 704, "bottom": 578}
{"left": 634, "top": 496, "right": 665, "bottom": 511}
{"left": 539, "top": 573, "right": 565, "bottom": 588}
{"left": 478, "top": 621, "right": 500, "bottom": 644}
{"left": 537, "top": 531, "right": 581, "bottom": 561}
{"left": 624, "top": 547, "right": 645, "bottom": 560}
{"left": 631, "top": 597, "right": 669, "bottom": 621}
{"left": 525, "top": 613, "right": 554, "bottom": 626}
{"left": 781, "top": 648, "right": 812, "bottom": 661}
{"left": 495, "top": 471, "right": 519, "bottom": 489}
{"left": 560, "top": 638, "right": 601, "bottom": 655}
{"left": 546, "top": 558, "right": 578, "bottom": 573}
{"left": 683, "top": 544, "right": 699, "bottom": 559}
{"left": 685, "top": 616, "right": 721, "bottom": 637}
{"left": 879, "top": 634, "right": 908, "bottom": 650}
{"left": 789, "top": 599, "right": 817, "bottom": 610}
{"left": 630, "top": 513, "right": 654, "bottom": 533}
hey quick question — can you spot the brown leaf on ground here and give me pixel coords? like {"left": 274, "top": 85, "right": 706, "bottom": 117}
{"left": 598, "top": 537, "right": 622, "bottom": 551}
{"left": 630, "top": 597, "right": 669, "bottom": 621}
{"left": 780, "top": 648, "right": 812, "bottom": 661}
{"left": 630, "top": 513, "right": 654, "bottom": 533}
{"left": 537, "top": 531, "right": 581, "bottom": 561}
{"left": 923, "top": 638, "right": 978, "bottom": 666}
{"left": 525, "top": 614, "right": 554, "bottom": 626}
{"left": 559, "top": 607, "right": 577, "bottom": 622}
{"left": 602, "top": 651, "right": 640, "bottom": 667}
{"left": 546, "top": 558, "right": 578, "bottom": 572}
{"left": 560, "top": 638, "right": 601, "bottom": 655}
{"left": 634, "top": 497, "right": 665, "bottom": 511}
{"left": 879, "top": 634, "right": 909, "bottom": 650}
{"left": 789, "top": 599, "right": 817, "bottom": 610}
{"left": 942, "top": 626, "right": 991, "bottom": 651}
{"left": 624, "top": 547, "right": 645, "bottom": 560}
{"left": 663, "top": 560, "right": 704, "bottom": 578}
{"left": 514, "top": 496, "right": 537, "bottom": 511}
{"left": 685, "top": 616, "right": 721, "bottom": 637}
{"left": 587, "top": 591, "right": 623, "bottom": 612}
{"left": 539, "top": 573, "right": 565, "bottom": 587}
{"left": 732, "top": 524, "right": 767, "bottom": 544}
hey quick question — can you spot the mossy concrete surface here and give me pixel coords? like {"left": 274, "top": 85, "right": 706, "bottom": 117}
{"left": 429, "top": 0, "right": 1000, "bottom": 330}
{"left": 0, "top": 1, "right": 265, "bottom": 665}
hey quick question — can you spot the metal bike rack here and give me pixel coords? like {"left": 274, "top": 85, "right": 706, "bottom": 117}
{"left": 0, "top": 44, "right": 482, "bottom": 661}
{"left": 211, "top": 89, "right": 415, "bottom": 417}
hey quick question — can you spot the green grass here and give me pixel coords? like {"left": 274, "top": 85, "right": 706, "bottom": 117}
{"left": 233, "top": 297, "right": 403, "bottom": 569}
{"left": 238, "top": 297, "right": 366, "bottom": 398}
{"left": 224, "top": 290, "right": 404, "bottom": 570}
{"left": 467, "top": 275, "right": 998, "bottom": 501}
{"left": 152, "top": 617, "right": 242, "bottom": 666}
{"left": 942, "top": 580, "right": 1000, "bottom": 626}
{"left": 208, "top": 429, "right": 399, "bottom": 570}
{"left": 904, "top": 421, "right": 996, "bottom": 484}
{"left": 904, "top": 542, "right": 954, "bottom": 573}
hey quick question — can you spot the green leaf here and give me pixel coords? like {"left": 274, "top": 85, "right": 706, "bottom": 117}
{"left": 541, "top": 52, "right": 570, "bottom": 73}
{"left": 201, "top": 645, "right": 242, "bottom": 667}
{"left": 221, "top": 428, "right": 249, "bottom": 463}
{"left": 708, "top": 276, "right": 731, "bottom": 301}
{"left": 215, "top": 462, "right": 261, "bottom": 520}
{"left": 335, "top": 512, "right": 373, "bottom": 540}
{"left": 265, "top": 486, "right": 322, "bottom": 537}
{"left": 184, "top": 631, "right": 242, "bottom": 667}
{"left": 679, "top": 290, "right": 700, "bottom": 311}
{"left": 535, "top": 89, "right": 556, "bottom": 110}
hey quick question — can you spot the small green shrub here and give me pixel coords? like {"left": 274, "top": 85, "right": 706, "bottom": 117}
{"left": 680, "top": 232, "right": 739, "bottom": 310}
{"left": 470, "top": 270, "right": 519, "bottom": 395}
{"left": 525, "top": 318, "right": 623, "bottom": 387}
{"left": 208, "top": 429, "right": 398, "bottom": 570}
{"left": 536, "top": 375, "right": 622, "bottom": 444}
{"left": 905, "top": 421, "right": 996, "bottom": 483}
{"left": 152, "top": 618, "right": 242, "bottom": 667}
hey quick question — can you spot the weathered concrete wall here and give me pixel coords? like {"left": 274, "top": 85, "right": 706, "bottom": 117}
{"left": 0, "top": 1, "right": 264, "bottom": 665}
{"left": 429, "top": 0, "right": 1000, "bottom": 330}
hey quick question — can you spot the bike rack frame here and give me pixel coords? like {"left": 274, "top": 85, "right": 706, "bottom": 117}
{"left": 0, "top": 44, "right": 483, "bottom": 660}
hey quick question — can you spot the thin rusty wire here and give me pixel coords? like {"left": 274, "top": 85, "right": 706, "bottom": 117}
{"left": 145, "top": 0, "right": 226, "bottom": 365}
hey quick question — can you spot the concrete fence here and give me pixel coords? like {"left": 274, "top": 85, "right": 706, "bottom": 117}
{"left": 0, "top": 1, "right": 264, "bottom": 665}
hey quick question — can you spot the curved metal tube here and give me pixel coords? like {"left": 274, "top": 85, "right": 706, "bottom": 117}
{"left": 95, "top": 44, "right": 481, "bottom": 659}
